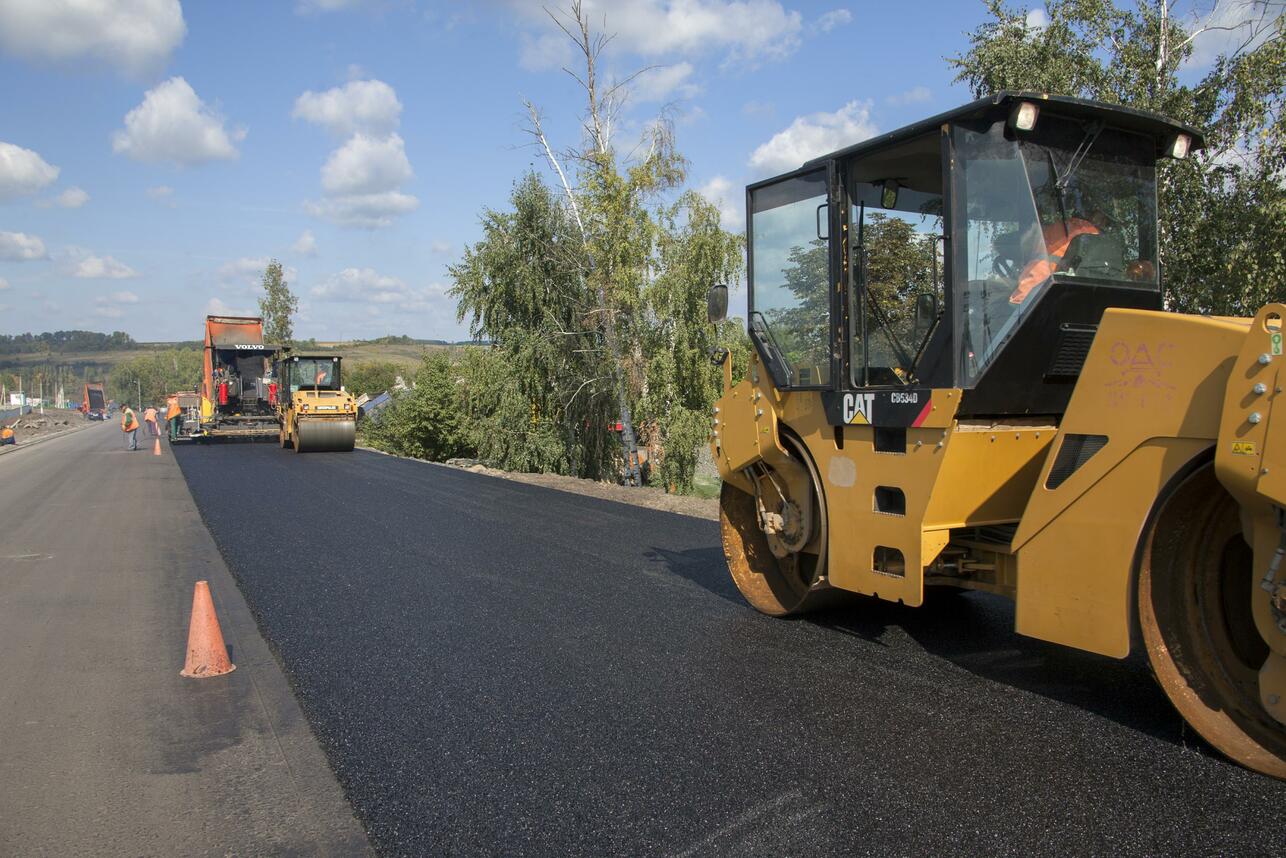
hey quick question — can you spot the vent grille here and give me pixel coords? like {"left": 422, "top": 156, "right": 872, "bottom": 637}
{"left": 1045, "top": 323, "right": 1098, "bottom": 381}
{"left": 1045, "top": 433, "right": 1109, "bottom": 489}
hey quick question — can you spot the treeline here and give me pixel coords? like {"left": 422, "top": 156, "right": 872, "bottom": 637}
{"left": 108, "top": 349, "right": 203, "bottom": 407}
{"left": 0, "top": 330, "right": 136, "bottom": 355}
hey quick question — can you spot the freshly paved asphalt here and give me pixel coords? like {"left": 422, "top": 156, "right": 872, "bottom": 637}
{"left": 174, "top": 442, "right": 1286, "bottom": 857}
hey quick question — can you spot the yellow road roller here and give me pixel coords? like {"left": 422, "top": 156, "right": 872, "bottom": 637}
{"left": 274, "top": 353, "right": 357, "bottom": 453}
{"left": 707, "top": 91, "right": 1286, "bottom": 778}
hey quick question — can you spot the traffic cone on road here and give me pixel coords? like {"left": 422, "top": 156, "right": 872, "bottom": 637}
{"left": 180, "top": 580, "right": 236, "bottom": 678}
{"left": 153, "top": 437, "right": 162, "bottom": 456}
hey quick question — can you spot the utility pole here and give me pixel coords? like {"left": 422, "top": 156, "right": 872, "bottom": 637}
{"left": 136, "top": 378, "right": 142, "bottom": 410}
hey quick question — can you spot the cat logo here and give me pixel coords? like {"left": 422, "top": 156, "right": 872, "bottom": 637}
{"left": 842, "top": 392, "right": 875, "bottom": 425}
{"left": 1231, "top": 441, "right": 1258, "bottom": 456}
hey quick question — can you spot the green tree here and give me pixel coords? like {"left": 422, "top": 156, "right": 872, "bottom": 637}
{"left": 258, "top": 259, "right": 299, "bottom": 345}
{"left": 345, "top": 360, "right": 403, "bottom": 398}
{"left": 951, "top": 0, "right": 1285, "bottom": 315}
{"left": 362, "top": 352, "right": 468, "bottom": 460}
{"left": 109, "top": 349, "right": 202, "bottom": 406}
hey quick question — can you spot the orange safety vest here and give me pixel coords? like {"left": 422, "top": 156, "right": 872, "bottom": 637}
{"left": 143, "top": 407, "right": 158, "bottom": 424}
{"left": 121, "top": 409, "right": 139, "bottom": 432}
{"left": 1010, "top": 218, "right": 1100, "bottom": 304}
{"left": 1, "top": 426, "right": 13, "bottom": 440}
{"left": 166, "top": 398, "right": 181, "bottom": 420}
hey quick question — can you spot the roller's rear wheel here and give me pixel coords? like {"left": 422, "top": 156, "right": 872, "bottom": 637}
{"left": 720, "top": 433, "right": 836, "bottom": 616}
{"left": 1139, "top": 464, "right": 1286, "bottom": 778}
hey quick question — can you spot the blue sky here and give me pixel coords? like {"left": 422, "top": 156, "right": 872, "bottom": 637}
{"left": 0, "top": 0, "right": 1255, "bottom": 341}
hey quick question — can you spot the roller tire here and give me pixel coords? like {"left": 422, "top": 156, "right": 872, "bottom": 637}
{"left": 1139, "top": 463, "right": 1286, "bottom": 778}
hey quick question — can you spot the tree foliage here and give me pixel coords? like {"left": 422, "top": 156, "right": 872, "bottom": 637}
{"left": 108, "top": 349, "right": 202, "bottom": 407}
{"left": 258, "top": 259, "right": 299, "bottom": 346}
{"left": 951, "top": 0, "right": 1285, "bottom": 315}
{"left": 0, "top": 330, "right": 135, "bottom": 355}
{"left": 345, "top": 360, "right": 403, "bottom": 398}
{"left": 361, "top": 352, "right": 468, "bottom": 461}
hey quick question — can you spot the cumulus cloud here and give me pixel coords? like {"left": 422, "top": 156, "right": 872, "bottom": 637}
{"left": 0, "top": 276, "right": 9, "bottom": 290}
{"left": 519, "top": 31, "right": 574, "bottom": 71}
{"left": 73, "top": 254, "right": 139, "bottom": 279}
{"left": 93, "top": 290, "right": 139, "bottom": 317}
{"left": 112, "top": 77, "right": 244, "bottom": 166}
{"left": 748, "top": 100, "right": 877, "bottom": 174}
{"left": 0, "top": 0, "right": 185, "bottom": 76}
{"left": 886, "top": 86, "right": 931, "bottom": 106}
{"left": 305, "top": 192, "right": 419, "bottom": 229}
{"left": 218, "top": 256, "right": 298, "bottom": 289}
{"left": 510, "top": 0, "right": 804, "bottom": 65}
{"left": 1025, "top": 7, "right": 1049, "bottom": 30}
{"left": 292, "top": 229, "right": 319, "bottom": 256}
{"left": 632, "top": 62, "right": 700, "bottom": 102}
{"left": 320, "top": 133, "right": 413, "bottom": 196}
{"left": 310, "top": 267, "right": 450, "bottom": 314}
{"left": 0, "top": 141, "right": 59, "bottom": 201}
{"left": 37, "top": 186, "right": 90, "bottom": 209}
{"left": 813, "top": 9, "right": 852, "bottom": 32}
{"left": 0, "top": 230, "right": 47, "bottom": 261}
{"left": 698, "top": 175, "right": 744, "bottom": 230}
{"left": 205, "top": 296, "right": 255, "bottom": 316}
{"left": 292, "top": 79, "right": 402, "bottom": 136}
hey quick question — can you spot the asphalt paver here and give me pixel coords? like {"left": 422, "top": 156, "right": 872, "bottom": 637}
{"left": 173, "top": 443, "right": 1286, "bottom": 856}
{"left": 0, "top": 422, "right": 369, "bottom": 855}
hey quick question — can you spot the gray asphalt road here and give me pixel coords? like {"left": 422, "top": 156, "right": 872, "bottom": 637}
{"left": 174, "top": 442, "right": 1286, "bottom": 857}
{"left": 0, "top": 422, "right": 369, "bottom": 856}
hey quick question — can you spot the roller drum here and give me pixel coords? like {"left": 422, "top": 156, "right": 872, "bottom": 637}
{"left": 294, "top": 417, "right": 356, "bottom": 453}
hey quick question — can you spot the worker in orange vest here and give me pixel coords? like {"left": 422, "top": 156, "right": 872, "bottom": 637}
{"left": 0, "top": 423, "right": 14, "bottom": 446}
{"left": 1009, "top": 214, "right": 1102, "bottom": 305}
{"left": 121, "top": 404, "right": 140, "bottom": 451}
{"left": 142, "top": 404, "right": 159, "bottom": 437}
{"left": 165, "top": 395, "right": 182, "bottom": 442}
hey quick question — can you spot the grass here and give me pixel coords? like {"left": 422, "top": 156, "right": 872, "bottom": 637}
{"left": 690, "top": 472, "right": 722, "bottom": 499}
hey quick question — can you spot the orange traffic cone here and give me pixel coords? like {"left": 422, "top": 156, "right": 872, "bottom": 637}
{"left": 180, "top": 580, "right": 236, "bottom": 678}
{"left": 153, "top": 437, "right": 162, "bottom": 456}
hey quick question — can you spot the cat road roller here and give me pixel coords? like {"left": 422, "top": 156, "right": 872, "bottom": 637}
{"left": 274, "top": 353, "right": 356, "bottom": 452}
{"left": 707, "top": 91, "right": 1286, "bottom": 778}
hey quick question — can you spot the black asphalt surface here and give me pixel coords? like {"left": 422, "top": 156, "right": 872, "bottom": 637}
{"left": 174, "top": 443, "right": 1286, "bottom": 857}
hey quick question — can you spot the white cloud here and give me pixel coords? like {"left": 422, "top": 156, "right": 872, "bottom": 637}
{"left": 305, "top": 191, "right": 419, "bottom": 229}
{"left": 748, "top": 100, "right": 877, "bottom": 174}
{"left": 886, "top": 86, "right": 932, "bottom": 106}
{"left": 309, "top": 268, "right": 455, "bottom": 333}
{"left": 0, "top": 231, "right": 47, "bottom": 261}
{"left": 0, "top": 276, "right": 9, "bottom": 290}
{"left": 0, "top": 0, "right": 185, "bottom": 76}
{"left": 37, "top": 186, "right": 90, "bottom": 209}
{"left": 205, "top": 296, "right": 255, "bottom": 316}
{"left": 296, "top": 0, "right": 367, "bottom": 12}
{"left": 93, "top": 290, "right": 140, "bottom": 317}
{"left": 429, "top": 239, "right": 452, "bottom": 255}
{"left": 1025, "top": 7, "right": 1049, "bottom": 31}
{"left": 112, "top": 77, "right": 244, "bottom": 166}
{"left": 292, "top": 79, "right": 402, "bottom": 136}
{"left": 308, "top": 133, "right": 418, "bottom": 228}
{"left": 519, "top": 31, "right": 573, "bottom": 71}
{"left": 632, "top": 62, "right": 700, "bottom": 102}
{"left": 218, "top": 257, "right": 298, "bottom": 290}
{"left": 146, "top": 184, "right": 175, "bottom": 205}
{"left": 320, "top": 132, "right": 412, "bottom": 196}
{"left": 813, "top": 9, "right": 852, "bottom": 32}
{"left": 698, "top": 175, "right": 744, "bottom": 230}
{"left": 292, "top": 229, "right": 319, "bottom": 256}
{"left": 0, "top": 141, "right": 59, "bottom": 201}
{"left": 73, "top": 254, "right": 138, "bottom": 279}
{"left": 531, "top": 0, "right": 806, "bottom": 64}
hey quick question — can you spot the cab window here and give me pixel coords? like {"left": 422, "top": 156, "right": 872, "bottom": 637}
{"left": 749, "top": 170, "right": 831, "bottom": 387}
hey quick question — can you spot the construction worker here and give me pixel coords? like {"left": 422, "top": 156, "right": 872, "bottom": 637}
{"left": 120, "top": 404, "right": 140, "bottom": 450}
{"left": 165, "top": 395, "right": 182, "bottom": 442}
{"left": 142, "top": 404, "right": 159, "bottom": 437}
{"left": 0, "top": 423, "right": 14, "bottom": 446}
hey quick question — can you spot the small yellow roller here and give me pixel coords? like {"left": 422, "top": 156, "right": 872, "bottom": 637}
{"left": 273, "top": 353, "right": 358, "bottom": 453}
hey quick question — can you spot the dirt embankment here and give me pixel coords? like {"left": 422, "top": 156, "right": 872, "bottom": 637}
{"left": 2, "top": 408, "right": 93, "bottom": 448}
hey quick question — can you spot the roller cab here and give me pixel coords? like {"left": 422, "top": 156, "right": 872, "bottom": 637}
{"left": 708, "top": 92, "right": 1286, "bottom": 777}
{"left": 274, "top": 354, "right": 357, "bottom": 453}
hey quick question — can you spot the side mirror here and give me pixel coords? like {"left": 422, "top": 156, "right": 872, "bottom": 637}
{"left": 914, "top": 292, "right": 938, "bottom": 336}
{"left": 706, "top": 284, "right": 729, "bottom": 324}
{"left": 880, "top": 180, "right": 900, "bottom": 210}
